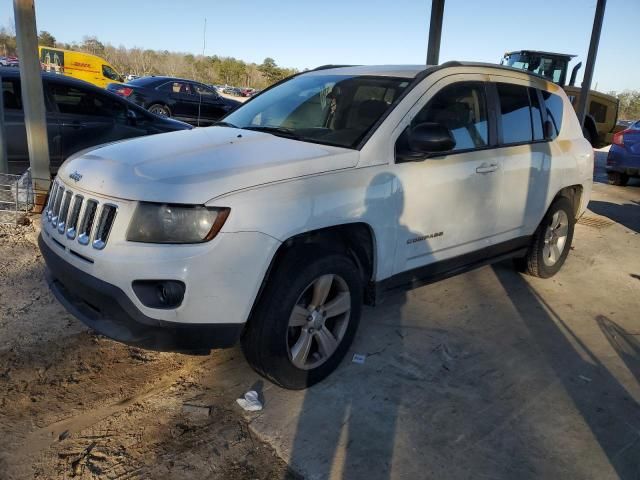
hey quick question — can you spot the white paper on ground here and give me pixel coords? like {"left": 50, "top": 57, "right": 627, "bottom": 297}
{"left": 236, "top": 390, "right": 263, "bottom": 411}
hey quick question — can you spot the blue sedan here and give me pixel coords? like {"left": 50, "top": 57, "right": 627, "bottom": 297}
{"left": 607, "top": 120, "right": 640, "bottom": 186}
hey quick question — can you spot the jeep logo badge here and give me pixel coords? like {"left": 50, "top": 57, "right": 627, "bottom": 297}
{"left": 69, "top": 171, "right": 82, "bottom": 182}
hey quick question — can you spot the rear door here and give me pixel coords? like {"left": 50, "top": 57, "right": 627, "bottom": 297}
{"left": 193, "top": 83, "right": 228, "bottom": 124}
{"left": 490, "top": 78, "right": 549, "bottom": 238}
{"left": 47, "top": 81, "right": 149, "bottom": 160}
{"left": 159, "top": 81, "right": 200, "bottom": 122}
{"left": 1, "top": 76, "right": 61, "bottom": 174}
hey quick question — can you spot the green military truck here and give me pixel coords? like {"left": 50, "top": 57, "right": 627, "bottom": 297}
{"left": 501, "top": 50, "right": 619, "bottom": 147}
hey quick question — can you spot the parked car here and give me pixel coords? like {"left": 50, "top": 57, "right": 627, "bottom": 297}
{"left": 606, "top": 120, "right": 640, "bottom": 185}
{"left": 223, "top": 86, "right": 241, "bottom": 96}
{"left": 0, "top": 56, "right": 19, "bottom": 67}
{"left": 1, "top": 69, "right": 191, "bottom": 174}
{"left": 108, "top": 77, "right": 241, "bottom": 126}
{"left": 39, "top": 63, "right": 592, "bottom": 389}
{"left": 240, "top": 88, "right": 255, "bottom": 97}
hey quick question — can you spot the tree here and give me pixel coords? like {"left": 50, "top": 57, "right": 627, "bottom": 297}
{"left": 38, "top": 30, "right": 56, "bottom": 47}
{"left": 258, "top": 57, "right": 280, "bottom": 83}
{"left": 80, "top": 36, "right": 104, "bottom": 56}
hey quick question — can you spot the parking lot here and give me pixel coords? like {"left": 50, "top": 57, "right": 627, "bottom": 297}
{"left": 0, "top": 148, "right": 637, "bottom": 479}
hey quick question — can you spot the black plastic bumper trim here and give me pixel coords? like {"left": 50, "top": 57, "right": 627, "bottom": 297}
{"left": 38, "top": 234, "right": 243, "bottom": 353}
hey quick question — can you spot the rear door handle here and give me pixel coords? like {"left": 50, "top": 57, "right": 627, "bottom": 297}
{"left": 476, "top": 163, "right": 498, "bottom": 174}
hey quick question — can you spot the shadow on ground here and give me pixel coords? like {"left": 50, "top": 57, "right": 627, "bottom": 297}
{"left": 251, "top": 261, "right": 640, "bottom": 479}
{"left": 589, "top": 199, "right": 640, "bottom": 233}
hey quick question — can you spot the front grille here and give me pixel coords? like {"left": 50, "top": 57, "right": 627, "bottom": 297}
{"left": 44, "top": 180, "right": 117, "bottom": 250}
{"left": 93, "top": 205, "right": 117, "bottom": 250}
{"left": 78, "top": 200, "right": 98, "bottom": 245}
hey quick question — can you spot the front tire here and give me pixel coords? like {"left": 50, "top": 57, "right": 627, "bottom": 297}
{"left": 517, "top": 197, "right": 575, "bottom": 278}
{"left": 607, "top": 172, "right": 629, "bottom": 186}
{"left": 241, "top": 247, "right": 362, "bottom": 390}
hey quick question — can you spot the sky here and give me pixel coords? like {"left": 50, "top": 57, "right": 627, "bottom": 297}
{"left": 2, "top": 0, "right": 639, "bottom": 92}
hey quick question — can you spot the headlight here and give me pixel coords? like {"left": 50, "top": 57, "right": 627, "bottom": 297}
{"left": 126, "top": 203, "right": 230, "bottom": 244}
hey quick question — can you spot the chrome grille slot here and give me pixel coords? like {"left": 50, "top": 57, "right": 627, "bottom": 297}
{"left": 66, "top": 195, "right": 83, "bottom": 239}
{"left": 50, "top": 185, "right": 64, "bottom": 224}
{"left": 92, "top": 204, "right": 117, "bottom": 250}
{"left": 57, "top": 190, "right": 73, "bottom": 233}
{"left": 77, "top": 200, "right": 98, "bottom": 245}
{"left": 45, "top": 182, "right": 58, "bottom": 221}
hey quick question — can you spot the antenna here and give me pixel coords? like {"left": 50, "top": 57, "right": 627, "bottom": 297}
{"left": 197, "top": 17, "right": 207, "bottom": 127}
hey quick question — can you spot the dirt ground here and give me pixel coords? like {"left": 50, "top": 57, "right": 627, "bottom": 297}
{"left": 0, "top": 223, "right": 298, "bottom": 479}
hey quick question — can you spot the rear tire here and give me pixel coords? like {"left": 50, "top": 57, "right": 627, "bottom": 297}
{"left": 148, "top": 103, "right": 171, "bottom": 118}
{"left": 241, "top": 247, "right": 362, "bottom": 390}
{"left": 517, "top": 197, "right": 575, "bottom": 278}
{"left": 607, "top": 172, "right": 629, "bottom": 186}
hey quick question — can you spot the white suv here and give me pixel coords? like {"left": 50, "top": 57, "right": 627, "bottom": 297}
{"left": 40, "top": 63, "right": 593, "bottom": 389}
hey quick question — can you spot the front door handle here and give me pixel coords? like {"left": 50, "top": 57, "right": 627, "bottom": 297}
{"left": 476, "top": 163, "right": 498, "bottom": 174}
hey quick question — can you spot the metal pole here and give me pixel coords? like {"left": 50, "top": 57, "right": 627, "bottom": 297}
{"left": 576, "top": 0, "right": 606, "bottom": 126}
{"left": 14, "top": 0, "right": 50, "bottom": 211}
{"left": 426, "top": 0, "right": 445, "bottom": 65}
{"left": 0, "top": 75, "right": 8, "bottom": 173}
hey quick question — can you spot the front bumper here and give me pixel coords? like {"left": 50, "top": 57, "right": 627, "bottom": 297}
{"left": 40, "top": 233, "right": 241, "bottom": 352}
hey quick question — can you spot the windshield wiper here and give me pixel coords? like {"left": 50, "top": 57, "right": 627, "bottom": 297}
{"left": 243, "top": 125, "right": 301, "bottom": 140}
{"left": 212, "top": 121, "right": 238, "bottom": 128}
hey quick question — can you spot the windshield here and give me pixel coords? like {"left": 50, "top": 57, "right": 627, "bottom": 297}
{"left": 503, "top": 53, "right": 568, "bottom": 85}
{"left": 222, "top": 74, "right": 410, "bottom": 149}
{"left": 102, "top": 64, "right": 122, "bottom": 82}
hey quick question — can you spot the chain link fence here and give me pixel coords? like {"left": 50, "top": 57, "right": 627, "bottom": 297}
{"left": 0, "top": 171, "right": 34, "bottom": 225}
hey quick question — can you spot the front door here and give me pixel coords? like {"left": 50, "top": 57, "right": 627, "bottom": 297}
{"left": 391, "top": 75, "right": 502, "bottom": 275}
{"left": 193, "top": 83, "right": 228, "bottom": 124}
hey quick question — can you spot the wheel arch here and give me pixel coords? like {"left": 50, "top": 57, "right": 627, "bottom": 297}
{"left": 249, "top": 222, "right": 378, "bottom": 323}
{"left": 553, "top": 184, "right": 584, "bottom": 220}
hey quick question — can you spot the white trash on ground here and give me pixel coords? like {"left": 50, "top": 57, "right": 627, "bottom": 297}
{"left": 236, "top": 390, "right": 263, "bottom": 411}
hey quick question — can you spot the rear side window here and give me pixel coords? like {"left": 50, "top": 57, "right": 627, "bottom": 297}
{"left": 2, "top": 79, "right": 22, "bottom": 110}
{"left": 529, "top": 88, "right": 544, "bottom": 141}
{"left": 49, "top": 83, "right": 126, "bottom": 119}
{"left": 411, "top": 82, "right": 489, "bottom": 151}
{"left": 497, "top": 83, "right": 532, "bottom": 144}
{"left": 541, "top": 91, "right": 563, "bottom": 139}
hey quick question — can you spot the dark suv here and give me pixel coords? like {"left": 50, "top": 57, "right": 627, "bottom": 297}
{"left": 108, "top": 77, "right": 241, "bottom": 126}
{"left": 1, "top": 69, "right": 191, "bottom": 175}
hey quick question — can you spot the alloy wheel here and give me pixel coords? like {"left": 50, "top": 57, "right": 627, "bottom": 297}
{"left": 286, "top": 274, "right": 351, "bottom": 370}
{"left": 543, "top": 210, "right": 569, "bottom": 266}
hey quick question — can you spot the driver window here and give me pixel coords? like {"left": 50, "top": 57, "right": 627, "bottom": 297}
{"left": 415, "top": 83, "right": 488, "bottom": 150}
{"left": 397, "top": 82, "right": 488, "bottom": 155}
{"left": 194, "top": 84, "right": 217, "bottom": 97}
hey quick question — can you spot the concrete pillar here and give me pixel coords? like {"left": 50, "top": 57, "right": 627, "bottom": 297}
{"left": 0, "top": 78, "right": 7, "bottom": 173}
{"left": 14, "top": 0, "right": 50, "bottom": 211}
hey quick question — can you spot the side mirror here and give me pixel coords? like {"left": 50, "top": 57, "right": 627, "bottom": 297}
{"left": 126, "top": 109, "right": 138, "bottom": 126}
{"left": 407, "top": 122, "right": 456, "bottom": 157}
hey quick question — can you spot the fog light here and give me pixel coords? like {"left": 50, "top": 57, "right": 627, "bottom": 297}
{"left": 157, "top": 281, "right": 184, "bottom": 307}
{"left": 132, "top": 280, "right": 185, "bottom": 309}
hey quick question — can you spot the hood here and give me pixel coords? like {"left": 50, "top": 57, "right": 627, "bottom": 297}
{"left": 58, "top": 127, "right": 358, "bottom": 204}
